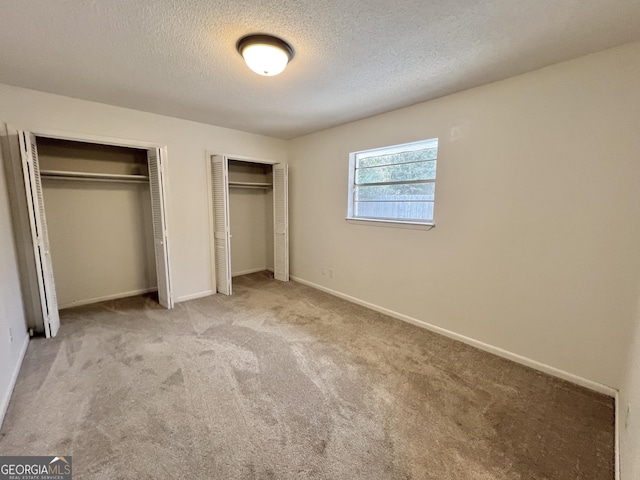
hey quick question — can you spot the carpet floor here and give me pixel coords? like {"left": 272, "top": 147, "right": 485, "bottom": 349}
{"left": 0, "top": 272, "right": 614, "bottom": 479}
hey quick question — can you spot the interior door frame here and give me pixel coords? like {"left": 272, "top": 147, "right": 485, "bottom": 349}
{"left": 4, "top": 124, "right": 174, "bottom": 334}
{"left": 204, "top": 151, "right": 284, "bottom": 294}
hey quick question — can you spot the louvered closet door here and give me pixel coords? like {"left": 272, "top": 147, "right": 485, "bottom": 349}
{"left": 211, "top": 155, "right": 232, "bottom": 295}
{"left": 148, "top": 148, "right": 173, "bottom": 308}
{"left": 18, "top": 131, "right": 60, "bottom": 337}
{"left": 273, "top": 163, "right": 289, "bottom": 282}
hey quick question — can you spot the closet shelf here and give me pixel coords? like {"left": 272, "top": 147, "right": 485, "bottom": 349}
{"left": 40, "top": 170, "right": 150, "bottom": 184}
{"left": 229, "top": 181, "right": 272, "bottom": 189}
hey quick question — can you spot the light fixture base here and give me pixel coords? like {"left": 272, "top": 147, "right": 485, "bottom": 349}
{"left": 236, "top": 34, "right": 295, "bottom": 76}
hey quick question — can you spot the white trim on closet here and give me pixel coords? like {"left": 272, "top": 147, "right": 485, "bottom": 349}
{"left": 5, "top": 124, "right": 174, "bottom": 336}
{"left": 205, "top": 151, "right": 289, "bottom": 295}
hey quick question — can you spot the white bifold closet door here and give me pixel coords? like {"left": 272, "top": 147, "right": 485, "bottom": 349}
{"left": 210, "top": 156, "right": 288, "bottom": 294}
{"left": 18, "top": 133, "right": 174, "bottom": 337}
{"left": 211, "top": 155, "right": 232, "bottom": 295}
{"left": 147, "top": 148, "right": 174, "bottom": 308}
{"left": 18, "top": 131, "right": 60, "bottom": 338}
{"left": 273, "top": 163, "right": 289, "bottom": 282}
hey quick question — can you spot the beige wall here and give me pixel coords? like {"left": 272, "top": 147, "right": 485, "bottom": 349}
{"left": 287, "top": 41, "right": 640, "bottom": 391}
{"left": 0, "top": 83, "right": 287, "bottom": 306}
{"left": 0, "top": 82, "right": 286, "bottom": 420}
{"left": 2, "top": 41, "right": 640, "bottom": 475}
{"left": 227, "top": 161, "right": 275, "bottom": 277}
{"left": 38, "top": 139, "right": 157, "bottom": 308}
{"left": 42, "top": 181, "right": 157, "bottom": 308}
{"left": 229, "top": 188, "right": 273, "bottom": 276}
{"left": 0, "top": 139, "right": 29, "bottom": 425}
{"left": 37, "top": 137, "right": 149, "bottom": 175}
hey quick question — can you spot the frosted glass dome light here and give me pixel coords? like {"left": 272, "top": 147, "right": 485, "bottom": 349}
{"left": 237, "top": 35, "right": 294, "bottom": 77}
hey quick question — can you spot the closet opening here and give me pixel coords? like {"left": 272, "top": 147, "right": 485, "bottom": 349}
{"left": 228, "top": 160, "right": 274, "bottom": 282}
{"left": 209, "top": 155, "right": 288, "bottom": 295}
{"left": 12, "top": 130, "right": 173, "bottom": 338}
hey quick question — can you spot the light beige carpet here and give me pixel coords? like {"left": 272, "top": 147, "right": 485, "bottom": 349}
{"left": 0, "top": 272, "right": 614, "bottom": 479}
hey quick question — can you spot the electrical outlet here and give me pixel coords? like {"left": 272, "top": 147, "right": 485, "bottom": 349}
{"left": 8, "top": 327, "right": 12, "bottom": 343}
{"left": 329, "top": 268, "right": 334, "bottom": 278}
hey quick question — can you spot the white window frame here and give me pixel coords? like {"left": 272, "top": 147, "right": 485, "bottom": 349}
{"left": 346, "top": 138, "right": 438, "bottom": 229}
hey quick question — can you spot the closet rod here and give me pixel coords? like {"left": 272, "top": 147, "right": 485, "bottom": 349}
{"left": 42, "top": 176, "right": 149, "bottom": 185}
{"left": 229, "top": 181, "right": 272, "bottom": 190}
{"left": 40, "top": 169, "right": 149, "bottom": 184}
{"left": 229, "top": 185, "right": 271, "bottom": 190}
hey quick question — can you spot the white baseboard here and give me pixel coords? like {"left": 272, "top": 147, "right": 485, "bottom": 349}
{"left": 59, "top": 288, "right": 158, "bottom": 309}
{"left": 175, "top": 290, "right": 215, "bottom": 303}
{"left": 232, "top": 267, "right": 268, "bottom": 277}
{"left": 0, "top": 333, "right": 29, "bottom": 428}
{"left": 290, "top": 275, "right": 618, "bottom": 398}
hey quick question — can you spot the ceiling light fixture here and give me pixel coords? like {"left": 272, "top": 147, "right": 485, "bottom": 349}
{"left": 236, "top": 34, "right": 294, "bottom": 77}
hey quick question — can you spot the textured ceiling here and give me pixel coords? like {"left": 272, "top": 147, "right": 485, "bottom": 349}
{"left": 0, "top": 0, "right": 639, "bottom": 139}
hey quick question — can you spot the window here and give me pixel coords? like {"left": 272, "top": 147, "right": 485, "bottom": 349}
{"left": 347, "top": 138, "right": 438, "bottom": 225}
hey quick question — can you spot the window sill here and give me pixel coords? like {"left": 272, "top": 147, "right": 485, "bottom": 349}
{"left": 345, "top": 217, "right": 435, "bottom": 230}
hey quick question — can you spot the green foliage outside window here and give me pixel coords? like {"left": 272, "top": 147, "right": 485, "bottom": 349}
{"left": 355, "top": 148, "right": 437, "bottom": 201}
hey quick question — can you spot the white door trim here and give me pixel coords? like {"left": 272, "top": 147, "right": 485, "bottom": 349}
{"left": 5, "top": 124, "right": 175, "bottom": 333}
